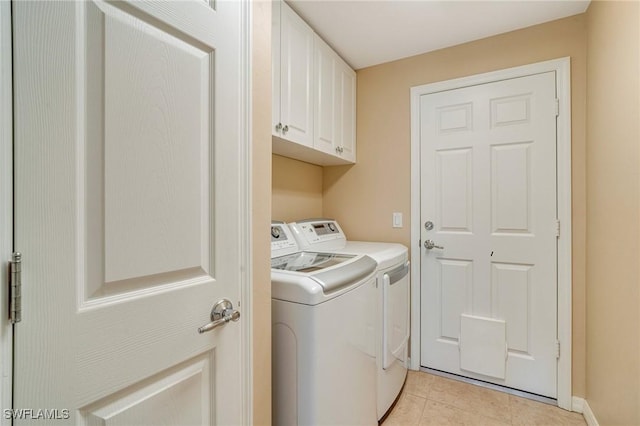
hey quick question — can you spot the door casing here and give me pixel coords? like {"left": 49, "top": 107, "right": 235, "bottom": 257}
{"left": 0, "top": 1, "right": 13, "bottom": 426}
{"left": 0, "top": 2, "right": 253, "bottom": 423}
{"left": 409, "top": 57, "right": 572, "bottom": 410}
{"left": 0, "top": 2, "right": 13, "bottom": 425}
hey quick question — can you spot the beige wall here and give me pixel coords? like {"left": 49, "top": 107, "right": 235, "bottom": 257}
{"left": 585, "top": 1, "right": 640, "bottom": 424}
{"left": 323, "top": 14, "right": 588, "bottom": 396}
{"left": 272, "top": 154, "right": 323, "bottom": 222}
{"left": 252, "top": 1, "right": 272, "bottom": 424}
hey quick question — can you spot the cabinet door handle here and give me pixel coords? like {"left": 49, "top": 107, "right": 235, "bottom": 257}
{"left": 275, "top": 123, "right": 282, "bottom": 132}
{"left": 282, "top": 125, "right": 289, "bottom": 134}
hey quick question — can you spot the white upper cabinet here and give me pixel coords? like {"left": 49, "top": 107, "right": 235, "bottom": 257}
{"left": 313, "top": 35, "right": 357, "bottom": 163}
{"left": 313, "top": 34, "right": 339, "bottom": 156}
{"left": 273, "top": 0, "right": 313, "bottom": 147}
{"left": 336, "top": 56, "right": 357, "bottom": 163}
{"left": 272, "top": 1, "right": 356, "bottom": 166}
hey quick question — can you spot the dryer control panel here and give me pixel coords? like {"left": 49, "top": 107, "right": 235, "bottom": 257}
{"left": 271, "top": 221, "right": 299, "bottom": 258}
{"left": 288, "top": 219, "right": 347, "bottom": 251}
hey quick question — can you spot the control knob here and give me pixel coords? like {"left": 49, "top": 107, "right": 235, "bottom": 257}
{"left": 271, "top": 227, "right": 281, "bottom": 239}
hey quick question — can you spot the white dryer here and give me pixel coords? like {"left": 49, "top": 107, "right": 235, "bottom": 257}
{"left": 270, "top": 221, "right": 378, "bottom": 426}
{"left": 288, "top": 219, "right": 410, "bottom": 420}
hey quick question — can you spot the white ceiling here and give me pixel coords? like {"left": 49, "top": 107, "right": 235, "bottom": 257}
{"left": 287, "top": 0, "right": 590, "bottom": 70}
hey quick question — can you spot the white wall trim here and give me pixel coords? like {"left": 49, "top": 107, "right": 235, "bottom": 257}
{"left": 0, "top": 2, "right": 13, "bottom": 424}
{"left": 409, "top": 57, "right": 573, "bottom": 409}
{"left": 555, "top": 57, "right": 573, "bottom": 411}
{"left": 582, "top": 399, "right": 600, "bottom": 426}
{"left": 571, "top": 396, "right": 584, "bottom": 413}
{"left": 239, "top": 0, "right": 253, "bottom": 424}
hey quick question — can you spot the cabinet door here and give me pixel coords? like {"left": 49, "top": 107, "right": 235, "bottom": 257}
{"left": 279, "top": 1, "right": 313, "bottom": 147}
{"left": 338, "top": 59, "right": 357, "bottom": 162}
{"left": 313, "top": 34, "right": 339, "bottom": 156}
{"left": 272, "top": 0, "right": 281, "bottom": 136}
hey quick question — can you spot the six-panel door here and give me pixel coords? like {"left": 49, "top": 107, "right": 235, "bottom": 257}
{"left": 420, "top": 72, "right": 558, "bottom": 397}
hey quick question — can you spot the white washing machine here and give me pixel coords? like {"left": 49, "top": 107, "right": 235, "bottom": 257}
{"left": 270, "top": 221, "right": 378, "bottom": 426}
{"left": 288, "top": 219, "right": 410, "bottom": 420}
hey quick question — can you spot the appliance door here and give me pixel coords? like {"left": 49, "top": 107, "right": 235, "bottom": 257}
{"left": 271, "top": 255, "right": 377, "bottom": 305}
{"left": 383, "top": 261, "right": 410, "bottom": 369}
{"left": 271, "top": 251, "right": 355, "bottom": 272}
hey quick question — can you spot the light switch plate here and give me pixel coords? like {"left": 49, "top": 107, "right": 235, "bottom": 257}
{"left": 393, "top": 212, "right": 403, "bottom": 228}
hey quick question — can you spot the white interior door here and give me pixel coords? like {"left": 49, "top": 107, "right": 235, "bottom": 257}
{"left": 12, "top": 1, "right": 247, "bottom": 424}
{"left": 420, "top": 72, "right": 558, "bottom": 397}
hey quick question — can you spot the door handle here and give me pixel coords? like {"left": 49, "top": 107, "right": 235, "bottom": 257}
{"left": 198, "top": 299, "right": 240, "bottom": 334}
{"left": 424, "top": 239, "right": 444, "bottom": 250}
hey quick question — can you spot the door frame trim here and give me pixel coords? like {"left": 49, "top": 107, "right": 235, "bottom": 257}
{"left": 0, "top": 2, "right": 13, "bottom": 424}
{"left": 239, "top": 0, "right": 254, "bottom": 423}
{"left": 409, "top": 57, "right": 572, "bottom": 410}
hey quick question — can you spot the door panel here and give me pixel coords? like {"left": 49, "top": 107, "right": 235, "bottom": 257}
{"left": 491, "top": 263, "right": 532, "bottom": 353}
{"left": 491, "top": 142, "right": 532, "bottom": 234}
{"left": 13, "top": 1, "right": 245, "bottom": 423}
{"left": 420, "top": 72, "right": 557, "bottom": 397}
{"left": 82, "top": 354, "right": 213, "bottom": 425}
{"left": 437, "top": 258, "right": 473, "bottom": 341}
{"left": 436, "top": 148, "right": 473, "bottom": 232}
{"left": 84, "top": 0, "right": 214, "bottom": 298}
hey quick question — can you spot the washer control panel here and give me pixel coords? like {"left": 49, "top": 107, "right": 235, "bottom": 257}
{"left": 288, "top": 219, "right": 347, "bottom": 251}
{"left": 271, "top": 222, "right": 299, "bottom": 258}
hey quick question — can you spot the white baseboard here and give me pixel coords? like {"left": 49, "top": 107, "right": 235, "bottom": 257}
{"left": 571, "top": 396, "right": 584, "bottom": 413}
{"left": 581, "top": 399, "right": 600, "bottom": 426}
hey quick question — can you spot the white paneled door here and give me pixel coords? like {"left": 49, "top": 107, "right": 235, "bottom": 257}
{"left": 420, "top": 72, "right": 558, "bottom": 397}
{"left": 12, "top": 1, "right": 248, "bottom": 424}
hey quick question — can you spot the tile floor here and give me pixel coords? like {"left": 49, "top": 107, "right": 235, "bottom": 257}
{"left": 381, "top": 371, "right": 586, "bottom": 426}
